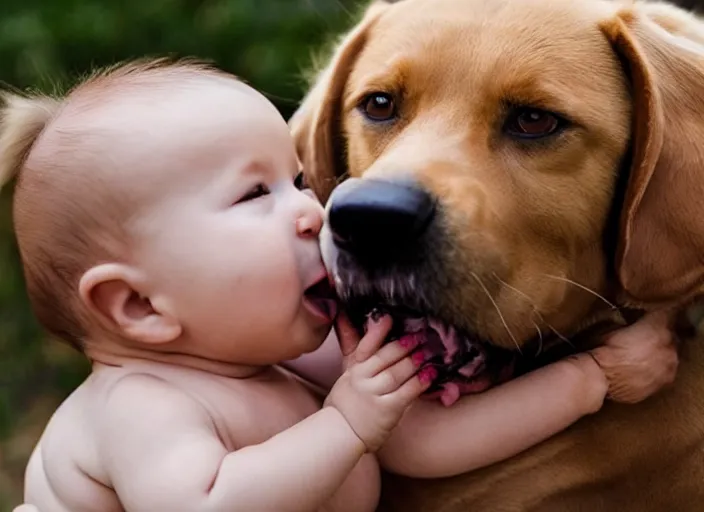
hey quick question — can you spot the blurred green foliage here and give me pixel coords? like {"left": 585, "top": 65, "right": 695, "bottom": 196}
{"left": 0, "top": 0, "right": 360, "bottom": 508}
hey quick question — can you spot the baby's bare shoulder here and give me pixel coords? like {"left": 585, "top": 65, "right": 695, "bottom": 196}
{"left": 97, "top": 367, "right": 214, "bottom": 429}
{"left": 26, "top": 366, "right": 233, "bottom": 511}
{"left": 46, "top": 367, "right": 211, "bottom": 462}
{"left": 24, "top": 372, "right": 140, "bottom": 511}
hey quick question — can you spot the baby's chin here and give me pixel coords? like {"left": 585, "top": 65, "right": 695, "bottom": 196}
{"left": 300, "top": 323, "right": 334, "bottom": 356}
{"left": 293, "top": 302, "right": 336, "bottom": 348}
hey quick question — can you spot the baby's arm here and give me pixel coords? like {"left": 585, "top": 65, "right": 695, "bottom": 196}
{"left": 101, "top": 375, "right": 365, "bottom": 511}
{"left": 378, "top": 353, "right": 605, "bottom": 478}
{"left": 378, "top": 310, "right": 678, "bottom": 478}
{"left": 100, "top": 318, "right": 432, "bottom": 511}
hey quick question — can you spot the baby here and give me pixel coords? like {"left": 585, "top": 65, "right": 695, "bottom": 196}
{"left": 2, "top": 59, "right": 676, "bottom": 511}
{"left": 4, "top": 60, "right": 424, "bottom": 512}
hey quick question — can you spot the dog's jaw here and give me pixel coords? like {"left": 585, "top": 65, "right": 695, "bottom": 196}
{"left": 320, "top": 208, "right": 518, "bottom": 405}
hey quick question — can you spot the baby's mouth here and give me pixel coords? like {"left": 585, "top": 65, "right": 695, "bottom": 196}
{"left": 303, "top": 277, "right": 338, "bottom": 323}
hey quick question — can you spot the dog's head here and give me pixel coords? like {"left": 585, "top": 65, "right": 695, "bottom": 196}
{"left": 291, "top": 0, "right": 704, "bottom": 362}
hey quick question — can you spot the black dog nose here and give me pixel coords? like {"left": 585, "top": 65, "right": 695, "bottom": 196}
{"left": 328, "top": 179, "right": 436, "bottom": 258}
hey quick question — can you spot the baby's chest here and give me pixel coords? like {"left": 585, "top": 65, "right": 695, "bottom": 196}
{"left": 198, "top": 372, "right": 322, "bottom": 449}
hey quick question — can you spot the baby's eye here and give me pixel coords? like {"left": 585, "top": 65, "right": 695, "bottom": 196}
{"left": 238, "top": 184, "right": 270, "bottom": 203}
{"left": 294, "top": 171, "right": 309, "bottom": 190}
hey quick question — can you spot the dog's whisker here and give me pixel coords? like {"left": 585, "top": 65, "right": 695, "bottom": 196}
{"left": 492, "top": 273, "right": 542, "bottom": 314}
{"left": 545, "top": 322, "right": 575, "bottom": 350}
{"left": 542, "top": 274, "right": 618, "bottom": 311}
{"left": 493, "top": 272, "right": 574, "bottom": 348}
{"left": 492, "top": 273, "right": 548, "bottom": 354}
{"left": 530, "top": 311, "right": 544, "bottom": 357}
{"left": 493, "top": 275, "right": 531, "bottom": 303}
{"left": 472, "top": 272, "right": 522, "bottom": 355}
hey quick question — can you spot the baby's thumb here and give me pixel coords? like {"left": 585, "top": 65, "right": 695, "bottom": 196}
{"left": 334, "top": 311, "right": 360, "bottom": 357}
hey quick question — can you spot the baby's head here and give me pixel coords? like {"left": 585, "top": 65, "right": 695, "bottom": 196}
{"left": 0, "top": 59, "right": 337, "bottom": 367}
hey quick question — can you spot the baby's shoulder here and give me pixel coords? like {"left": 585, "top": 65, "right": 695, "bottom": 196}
{"left": 29, "top": 374, "right": 124, "bottom": 507}
{"left": 91, "top": 364, "right": 210, "bottom": 420}
{"left": 90, "top": 364, "right": 319, "bottom": 449}
{"left": 26, "top": 367, "right": 220, "bottom": 511}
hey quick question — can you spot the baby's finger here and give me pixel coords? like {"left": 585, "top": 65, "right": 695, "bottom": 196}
{"left": 352, "top": 314, "right": 393, "bottom": 365}
{"left": 335, "top": 310, "right": 361, "bottom": 357}
{"left": 386, "top": 366, "right": 438, "bottom": 405}
{"left": 371, "top": 351, "right": 429, "bottom": 394}
{"left": 358, "top": 333, "right": 424, "bottom": 377}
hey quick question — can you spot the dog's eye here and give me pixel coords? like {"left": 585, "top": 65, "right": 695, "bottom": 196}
{"left": 361, "top": 92, "right": 396, "bottom": 122}
{"left": 504, "top": 107, "right": 563, "bottom": 139}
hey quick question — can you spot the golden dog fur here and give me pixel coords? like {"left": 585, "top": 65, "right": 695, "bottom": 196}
{"left": 291, "top": 0, "right": 704, "bottom": 510}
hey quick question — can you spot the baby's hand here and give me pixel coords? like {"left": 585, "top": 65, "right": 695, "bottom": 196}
{"left": 589, "top": 310, "right": 679, "bottom": 404}
{"left": 325, "top": 312, "right": 436, "bottom": 452}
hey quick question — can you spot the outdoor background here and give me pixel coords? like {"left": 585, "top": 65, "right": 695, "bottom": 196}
{"left": 0, "top": 0, "right": 359, "bottom": 508}
{"left": 2, "top": 0, "right": 704, "bottom": 509}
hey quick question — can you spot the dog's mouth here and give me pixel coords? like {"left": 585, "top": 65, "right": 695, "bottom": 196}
{"left": 349, "top": 300, "right": 517, "bottom": 407}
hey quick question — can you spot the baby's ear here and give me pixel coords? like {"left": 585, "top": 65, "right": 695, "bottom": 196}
{"left": 79, "top": 263, "right": 182, "bottom": 344}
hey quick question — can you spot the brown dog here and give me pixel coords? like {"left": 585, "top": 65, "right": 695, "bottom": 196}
{"left": 291, "top": 0, "right": 704, "bottom": 510}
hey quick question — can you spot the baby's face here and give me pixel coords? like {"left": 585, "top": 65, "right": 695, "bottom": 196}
{"left": 128, "top": 83, "right": 334, "bottom": 365}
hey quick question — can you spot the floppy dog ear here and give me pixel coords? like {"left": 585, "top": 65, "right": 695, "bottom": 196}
{"left": 289, "top": 1, "right": 388, "bottom": 203}
{"left": 601, "top": 6, "right": 704, "bottom": 308}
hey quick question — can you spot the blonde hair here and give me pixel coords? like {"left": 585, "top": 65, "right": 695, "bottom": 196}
{"left": 0, "top": 93, "right": 60, "bottom": 187}
{"left": 0, "top": 58, "right": 236, "bottom": 350}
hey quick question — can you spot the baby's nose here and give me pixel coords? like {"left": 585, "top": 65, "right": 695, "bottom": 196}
{"left": 296, "top": 196, "right": 324, "bottom": 237}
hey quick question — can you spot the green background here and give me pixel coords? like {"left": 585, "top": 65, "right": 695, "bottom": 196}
{"left": 0, "top": 1, "right": 359, "bottom": 508}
